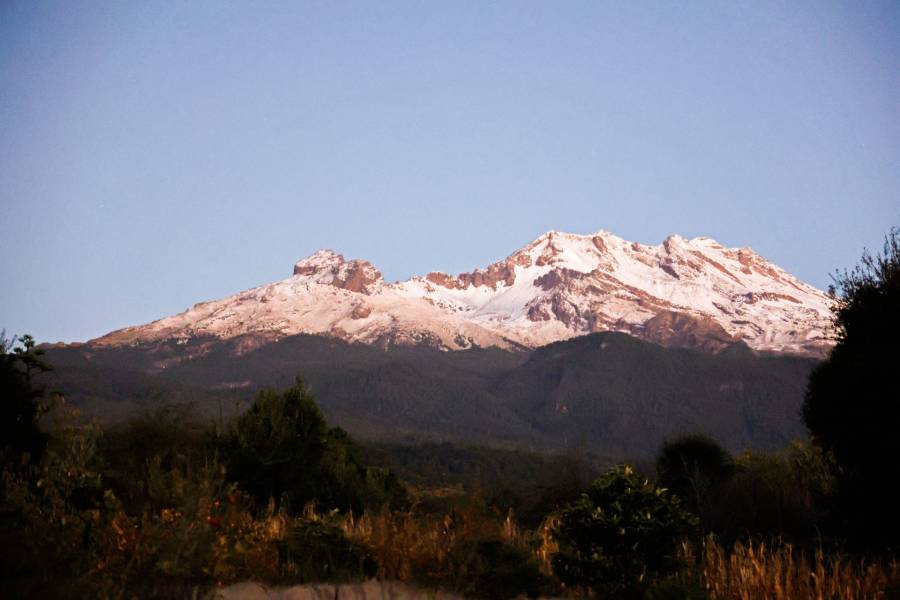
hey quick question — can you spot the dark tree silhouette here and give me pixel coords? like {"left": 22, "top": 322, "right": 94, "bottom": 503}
{"left": 802, "top": 227, "right": 900, "bottom": 550}
{"left": 656, "top": 432, "right": 734, "bottom": 531}
{"left": 0, "top": 333, "right": 51, "bottom": 465}
{"left": 223, "top": 378, "right": 403, "bottom": 513}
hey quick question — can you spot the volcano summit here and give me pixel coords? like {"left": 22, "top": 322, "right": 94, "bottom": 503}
{"left": 93, "top": 230, "right": 833, "bottom": 356}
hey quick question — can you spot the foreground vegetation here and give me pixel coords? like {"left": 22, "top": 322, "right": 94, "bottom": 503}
{"left": 2, "top": 228, "right": 898, "bottom": 598}
{"left": 3, "top": 376, "right": 898, "bottom": 599}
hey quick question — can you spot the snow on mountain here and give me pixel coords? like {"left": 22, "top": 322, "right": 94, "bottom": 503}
{"left": 93, "top": 230, "right": 835, "bottom": 356}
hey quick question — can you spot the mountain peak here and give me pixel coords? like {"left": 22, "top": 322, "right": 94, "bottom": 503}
{"left": 92, "top": 228, "right": 835, "bottom": 356}
{"left": 293, "top": 250, "right": 383, "bottom": 294}
{"left": 293, "top": 249, "right": 344, "bottom": 275}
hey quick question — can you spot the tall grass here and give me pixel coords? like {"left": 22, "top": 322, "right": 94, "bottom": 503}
{"left": 702, "top": 537, "right": 900, "bottom": 600}
{"left": 339, "top": 505, "right": 503, "bottom": 581}
{"left": 338, "top": 510, "right": 900, "bottom": 599}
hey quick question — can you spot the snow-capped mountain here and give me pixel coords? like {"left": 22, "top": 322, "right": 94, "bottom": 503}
{"left": 93, "top": 230, "right": 834, "bottom": 356}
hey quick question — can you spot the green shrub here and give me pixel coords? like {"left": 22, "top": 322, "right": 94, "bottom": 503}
{"left": 552, "top": 465, "right": 698, "bottom": 598}
{"left": 223, "top": 379, "right": 404, "bottom": 514}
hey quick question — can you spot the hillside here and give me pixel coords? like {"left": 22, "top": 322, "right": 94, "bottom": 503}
{"left": 43, "top": 331, "right": 816, "bottom": 457}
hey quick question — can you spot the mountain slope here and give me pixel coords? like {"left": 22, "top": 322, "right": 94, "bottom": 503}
{"left": 92, "top": 230, "right": 833, "bottom": 356}
{"left": 43, "top": 332, "right": 816, "bottom": 456}
{"left": 491, "top": 333, "right": 814, "bottom": 455}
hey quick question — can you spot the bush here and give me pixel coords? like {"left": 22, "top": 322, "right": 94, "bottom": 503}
{"left": 0, "top": 404, "right": 112, "bottom": 598}
{"left": 98, "top": 404, "right": 214, "bottom": 511}
{"left": 711, "top": 442, "right": 834, "bottom": 546}
{"left": 552, "top": 465, "right": 698, "bottom": 598}
{"left": 448, "top": 538, "right": 548, "bottom": 600}
{"left": 278, "top": 514, "right": 376, "bottom": 583}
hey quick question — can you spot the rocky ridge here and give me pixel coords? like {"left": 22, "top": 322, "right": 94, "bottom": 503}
{"left": 93, "top": 230, "right": 834, "bottom": 356}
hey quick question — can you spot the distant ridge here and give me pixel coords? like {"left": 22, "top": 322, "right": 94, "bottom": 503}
{"left": 44, "top": 331, "right": 816, "bottom": 456}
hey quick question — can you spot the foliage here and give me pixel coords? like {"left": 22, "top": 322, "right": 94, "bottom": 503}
{"left": 642, "top": 575, "right": 710, "bottom": 600}
{"left": 365, "top": 441, "right": 608, "bottom": 526}
{"left": 0, "top": 333, "right": 52, "bottom": 464}
{"left": 43, "top": 330, "right": 817, "bottom": 457}
{"left": 5, "top": 330, "right": 898, "bottom": 598}
{"left": 222, "top": 379, "right": 405, "bottom": 514}
{"left": 278, "top": 510, "right": 376, "bottom": 583}
{"left": 0, "top": 352, "right": 404, "bottom": 597}
{"left": 551, "top": 465, "right": 698, "bottom": 597}
{"left": 710, "top": 442, "right": 834, "bottom": 545}
{"left": 802, "top": 226, "right": 900, "bottom": 549}
{"left": 340, "top": 504, "right": 551, "bottom": 599}
{"left": 0, "top": 403, "right": 112, "bottom": 598}
{"left": 99, "top": 403, "right": 216, "bottom": 511}
{"left": 447, "top": 538, "right": 548, "bottom": 600}
{"left": 656, "top": 433, "right": 734, "bottom": 531}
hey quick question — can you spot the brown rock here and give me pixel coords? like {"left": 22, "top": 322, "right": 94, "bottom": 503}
{"left": 350, "top": 303, "right": 373, "bottom": 319}
{"left": 332, "top": 260, "right": 383, "bottom": 294}
{"left": 638, "top": 311, "right": 739, "bottom": 353}
{"left": 527, "top": 303, "right": 551, "bottom": 321}
{"left": 426, "top": 272, "right": 464, "bottom": 289}
{"left": 534, "top": 268, "right": 587, "bottom": 291}
{"left": 744, "top": 292, "right": 800, "bottom": 304}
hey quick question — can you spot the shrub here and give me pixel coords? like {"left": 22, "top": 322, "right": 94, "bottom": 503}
{"left": 278, "top": 514, "right": 376, "bottom": 583}
{"left": 0, "top": 403, "right": 111, "bottom": 598}
{"left": 552, "top": 465, "right": 698, "bottom": 598}
{"left": 449, "top": 538, "right": 548, "bottom": 600}
{"left": 711, "top": 441, "right": 834, "bottom": 545}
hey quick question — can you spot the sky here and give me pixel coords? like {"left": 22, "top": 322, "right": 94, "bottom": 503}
{"left": 1, "top": 1, "right": 898, "bottom": 343}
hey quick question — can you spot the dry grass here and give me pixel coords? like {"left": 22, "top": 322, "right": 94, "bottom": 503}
{"left": 702, "top": 537, "right": 900, "bottom": 600}
{"left": 338, "top": 505, "right": 504, "bottom": 582}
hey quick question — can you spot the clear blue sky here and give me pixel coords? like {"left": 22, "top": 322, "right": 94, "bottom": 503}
{"left": 2, "top": 1, "right": 898, "bottom": 343}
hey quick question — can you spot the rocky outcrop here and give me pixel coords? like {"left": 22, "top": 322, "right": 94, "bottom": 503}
{"left": 636, "top": 311, "right": 740, "bottom": 354}
{"left": 293, "top": 250, "right": 383, "bottom": 294}
{"left": 427, "top": 251, "right": 531, "bottom": 291}
{"left": 331, "top": 261, "right": 382, "bottom": 294}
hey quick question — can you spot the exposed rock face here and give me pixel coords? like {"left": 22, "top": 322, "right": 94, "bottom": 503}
{"left": 332, "top": 261, "right": 382, "bottom": 294}
{"left": 293, "top": 250, "right": 383, "bottom": 295}
{"left": 425, "top": 271, "right": 465, "bottom": 289}
{"left": 636, "top": 311, "right": 740, "bottom": 354}
{"left": 350, "top": 303, "right": 372, "bottom": 319}
{"left": 91, "top": 230, "right": 834, "bottom": 356}
{"left": 427, "top": 250, "right": 531, "bottom": 291}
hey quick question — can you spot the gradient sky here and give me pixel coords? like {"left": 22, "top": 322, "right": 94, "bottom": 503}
{"left": 2, "top": 1, "right": 898, "bottom": 343}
